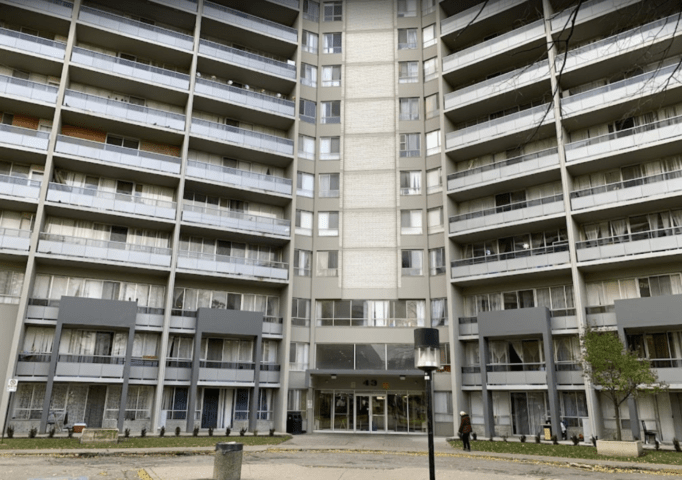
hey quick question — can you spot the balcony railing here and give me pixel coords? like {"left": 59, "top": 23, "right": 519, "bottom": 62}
{"left": 190, "top": 118, "right": 294, "bottom": 157}
{"left": 47, "top": 183, "right": 177, "bottom": 220}
{"left": 203, "top": 2, "right": 297, "bottom": 43}
{"left": 448, "top": 148, "right": 559, "bottom": 191}
{"left": 198, "top": 39, "right": 296, "bottom": 80}
{"left": 449, "top": 193, "right": 564, "bottom": 234}
{"left": 182, "top": 203, "right": 291, "bottom": 237}
{"left": 200, "top": 360, "right": 255, "bottom": 370}
{"left": 486, "top": 362, "right": 547, "bottom": 385}
{"left": 576, "top": 228, "right": 682, "bottom": 262}
{"left": 451, "top": 244, "right": 570, "bottom": 279}
{"left": 0, "top": 227, "right": 31, "bottom": 252}
{"left": 0, "top": 74, "right": 59, "bottom": 104}
{"left": 187, "top": 160, "right": 292, "bottom": 196}
{"left": 194, "top": 78, "right": 294, "bottom": 117}
{"left": 0, "top": 123, "right": 50, "bottom": 151}
{"left": 441, "top": 0, "right": 524, "bottom": 36}
{"left": 79, "top": 6, "right": 194, "bottom": 51}
{"left": 71, "top": 48, "right": 190, "bottom": 90}
{"left": 268, "top": 0, "right": 299, "bottom": 9}
{"left": 37, "top": 232, "right": 172, "bottom": 267}
{"left": 150, "top": 0, "right": 198, "bottom": 12}
{"left": 0, "top": 174, "right": 41, "bottom": 200}
{"left": 55, "top": 354, "right": 125, "bottom": 378}
{"left": 55, "top": 135, "right": 182, "bottom": 174}
{"left": 177, "top": 250, "right": 289, "bottom": 281}
{"left": 58, "top": 354, "right": 125, "bottom": 364}
{"left": 0, "top": 27, "right": 66, "bottom": 59}
{"left": 3, "top": 0, "right": 73, "bottom": 17}
{"left": 198, "top": 361, "right": 256, "bottom": 382}
{"left": 64, "top": 90, "right": 186, "bottom": 131}
{"left": 552, "top": 0, "right": 633, "bottom": 31}
{"left": 317, "top": 318, "right": 425, "bottom": 327}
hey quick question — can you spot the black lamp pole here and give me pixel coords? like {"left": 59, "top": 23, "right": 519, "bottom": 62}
{"left": 414, "top": 328, "right": 440, "bottom": 480}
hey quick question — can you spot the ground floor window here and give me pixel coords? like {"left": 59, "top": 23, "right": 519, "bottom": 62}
{"left": 561, "top": 391, "right": 588, "bottom": 427}
{"left": 125, "top": 386, "right": 153, "bottom": 420}
{"left": 14, "top": 384, "right": 45, "bottom": 420}
{"left": 258, "top": 389, "right": 274, "bottom": 420}
{"left": 162, "top": 387, "right": 188, "bottom": 420}
{"left": 196, "top": 388, "right": 250, "bottom": 429}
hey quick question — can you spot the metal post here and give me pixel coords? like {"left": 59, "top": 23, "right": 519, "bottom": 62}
{"left": 1, "top": 392, "right": 11, "bottom": 444}
{"left": 425, "top": 372, "right": 435, "bottom": 480}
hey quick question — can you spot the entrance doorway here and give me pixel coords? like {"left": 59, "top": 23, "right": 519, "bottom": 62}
{"left": 84, "top": 385, "right": 107, "bottom": 428}
{"left": 511, "top": 392, "right": 547, "bottom": 436}
{"left": 201, "top": 388, "right": 220, "bottom": 428}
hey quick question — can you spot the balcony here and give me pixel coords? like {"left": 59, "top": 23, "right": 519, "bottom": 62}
{"left": 441, "top": 0, "right": 525, "bottom": 36}
{"left": 187, "top": 160, "right": 292, "bottom": 197}
{"left": 571, "top": 169, "right": 682, "bottom": 211}
{"left": 0, "top": 74, "right": 59, "bottom": 104}
{"left": 449, "top": 194, "right": 564, "bottom": 235}
{"left": 190, "top": 118, "right": 294, "bottom": 157}
{"left": 0, "top": 174, "right": 41, "bottom": 201}
{"left": 26, "top": 298, "right": 60, "bottom": 321}
{"left": 442, "top": 19, "right": 545, "bottom": 74}
{"left": 198, "top": 39, "right": 296, "bottom": 80}
{"left": 260, "top": 364, "right": 281, "bottom": 384}
{"left": 55, "top": 354, "right": 125, "bottom": 378}
{"left": 71, "top": 47, "right": 190, "bottom": 91}
{"left": 445, "top": 103, "right": 553, "bottom": 152}
{"left": 652, "top": 359, "right": 682, "bottom": 384}
{"left": 198, "top": 361, "right": 255, "bottom": 383}
{"left": 0, "top": 123, "right": 50, "bottom": 151}
{"left": 136, "top": 306, "right": 165, "bottom": 329}
{"left": 150, "top": 0, "right": 198, "bottom": 12}
{"left": 585, "top": 306, "right": 617, "bottom": 328}
{"left": 194, "top": 78, "right": 295, "bottom": 118}
{"left": 78, "top": 6, "right": 194, "bottom": 51}
{"left": 447, "top": 148, "right": 559, "bottom": 192}
{"left": 63, "top": 90, "right": 186, "bottom": 131}
{"left": 451, "top": 244, "right": 570, "bottom": 280}
{"left": 461, "top": 366, "right": 482, "bottom": 387}
{"left": 486, "top": 363, "right": 547, "bottom": 385}
{"left": 551, "top": 0, "right": 640, "bottom": 32}
{"left": 0, "top": 27, "right": 66, "bottom": 59}
{"left": 129, "top": 358, "right": 160, "bottom": 381}
{"left": 268, "top": 0, "right": 299, "bottom": 9}
{"left": 177, "top": 250, "right": 288, "bottom": 281}
{"left": 165, "top": 360, "right": 192, "bottom": 381}
{"left": 182, "top": 203, "right": 291, "bottom": 238}
{"left": 3, "top": 0, "right": 73, "bottom": 18}
{"left": 458, "top": 317, "right": 478, "bottom": 337}
{"left": 203, "top": 2, "right": 297, "bottom": 43}
{"left": 37, "top": 232, "right": 172, "bottom": 267}
{"left": 47, "top": 183, "right": 177, "bottom": 220}
{"left": 55, "top": 135, "right": 181, "bottom": 174}
{"left": 550, "top": 312, "right": 578, "bottom": 331}
{"left": 576, "top": 228, "right": 682, "bottom": 263}
{"left": 0, "top": 228, "right": 31, "bottom": 252}
{"left": 555, "top": 363, "right": 584, "bottom": 385}
{"left": 15, "top": 353, "right": 52, "bottom": 377}
{"left": 262, "top": 317, "right": 283, "bottom": 336}
{"left": 169, "top": 311, "right": 196, "bottom": 331}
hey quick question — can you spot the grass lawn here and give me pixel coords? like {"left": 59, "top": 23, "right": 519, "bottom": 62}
{"left": 449, "top": 439, "right": 682, "bottom": 466}
{"left": 0, "top": 435, "right": 291, "bottom": 450}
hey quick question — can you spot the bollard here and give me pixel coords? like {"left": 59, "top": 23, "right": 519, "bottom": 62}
{"left": 213, "top": 442, "right": 243, "bottom": 480}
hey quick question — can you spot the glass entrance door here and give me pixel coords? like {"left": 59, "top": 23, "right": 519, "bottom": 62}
{"left": 370, "top": 395, "right": 386, "bottom": 432}
{"left": 356, "top": 395, "right": 370, "bottom": 431}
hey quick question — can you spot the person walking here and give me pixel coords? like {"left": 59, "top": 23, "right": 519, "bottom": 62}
{"left": 458, "top": 411, "right": 472, "bottom": 452}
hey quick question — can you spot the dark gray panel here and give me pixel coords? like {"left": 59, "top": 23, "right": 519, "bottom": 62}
{"left": 57, "top": 297, "right": 137, "bottom": 328}
{"left": 196, "top": 308, "right": 263, "bottom": 335}
{"left": 478, "top": 307, "right": 550, "bottom": 337}
{"left": 615, "top": 295, "right": 682, "bottom": 329}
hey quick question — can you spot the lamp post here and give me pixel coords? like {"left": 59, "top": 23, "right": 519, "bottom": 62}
{"left": 414, "top": 328, "right": 440, "bottom": 480}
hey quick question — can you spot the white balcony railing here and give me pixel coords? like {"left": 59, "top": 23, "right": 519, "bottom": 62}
{"left": 150, "top": 0, "right": 198, "bottom": 12}
{"left": 441, "top": 0, "right": 525, "bottom": 36}
{"left": 55, "top": 135, "right": 182, "bottom": 174}
{"left": 451, "top": 244, "right": 570, "bottom": 279}
{"left": 198, "top": 39, "right": 296, "bottom": 80}
{"left": 177, "top": 250, "right": 288, "bottom": 281}
{"left": 0, "top": 228, "right": 31, "bottom": 252}
{"left": 194, "top": 78, "right": 294, "bottom": 117}
{"left": 576, "top": 228, "right": 682, "bottom": 262}
{"left": 0, "top": 174, "right": 41, "bottom": 200}
{"left": 79, "top": 6, "right": 194, "bottom": 51}
{"left": 0, "top": 27, "right": 66, "bottom": 59}
{"left": 186, "top": 160, "right": 292, "bottom": 196}
{"left": 63, "top": 90, "right": 186, "bottom": 131}
{"left": 3, "top": 0, "right": 73, "bottom": 17}
{"left": 71, "top": 47, "right": 190, "bottom": 90}
{"left": 190, "top": 118, "right": 294, "bottom": 157}
{"left": 203, "top": 2, "right": 297, "bottom": 43}
{"left": 0, "top": 123, "right": 50, "bottom": 151}
{"left": 47, "top": 183, "right": 177, "bottom": 220}
{"left": 552, "top": 0, "right": 640, "bottom": 32}
{"left": 37, "top": 232, "right": 172, "bottom": 267}
{"left": 0, "top": 74, "right": 59, "bottom": 104}
{"left": 182, "top": 203, "right": 291, "bottom": 238}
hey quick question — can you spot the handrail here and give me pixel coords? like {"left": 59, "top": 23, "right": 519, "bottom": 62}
{"left": 190, "top": 118, "right": 294, "bottom": 151}
{"left": 486, "top": 362, "right": 545, "bottom": 372}
{"left": 195, "top": 77, "right": 294, "bottom": 109}
{"left": 0, "top": 74, "right": 59, "bottom": 95}
{"left": 199, "top": 360, "right": 255, "bottom": 370}
{"left": 449, "top": 193, "right": 563, "bottom": 223}
{"left": 576, "top": 227, "right": 682, "bottom": 249}
{"left": 203, "top": 1, "right": 297, "bottom": 41}
{"left": 452, "top": 243, "right": 569, "bottom": 267}
{"left": 0, "top": 174, "right": 41, "bottom": 188}
{"left": 187, "top": 160, "right": 292, "bottom": 186}
{"left": 79, "top": 6, "right": 194, "bottom": 43}
{"left": 448, "top": 147, "right": 558, "bottom": 181}
{"left": 449, "top": 102, "right": 551, "bottom": 134}
{"left": 71, "top": 47, "right": 190, "bottom": 81}
{"left": 58, "top": 354, "right": 126, "bottom": 364}
{"left": 178, "top": 249, "right": 288, "bottom": 270}
{"left": 0, "top": 227, "right": 31, "bottom": 239}
{"left": 3, "top": 0, "right": 73, "bottom": 16}
{"left": 55, "top": 135, "right": 182, "bottom": 165}
{"left": 182, "top": 202, "right": 291, "bottom": 229}
{"left": 39, "top": 232, "right": 172, "bottom": 256}
{"left": 571, "top": 169, "right": 682, "bottom": 199}
{"left": 48, "top": 182, "right": 177, "bottom": 209}
{"left": 198, "top": 39, "right": 296, "bottom": 78}
{"left": 64, "top": 90, "right": 186, "bottom": 123}
{"left": 0, "top": 26, "right": 67, "bottom": 49}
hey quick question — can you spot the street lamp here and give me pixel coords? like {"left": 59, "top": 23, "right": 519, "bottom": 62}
{"left": 414, "top": 328, "right": 440, "bottom": 480}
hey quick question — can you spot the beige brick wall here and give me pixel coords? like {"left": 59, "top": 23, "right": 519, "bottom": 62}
{"left": 346, "top": 64, "right": 395, "bottom": 99}
{"left": 343, "top": 172, "right": 395, "bottom": 210}
{"left": 343, "top": 135, "right": 395, "bottom": 171}
{"left": 346, "top": 0, "right": 394, "bottom": 31}
{"left": 345, "top": 99, "right": 395, "bottom": 134}
{"left": 61, "top": 124, "right": 107, "bottom": 143}
{"left": 346, "top": 31, "right": 394, "bottom": 63}
{"left": 343, "top": 210, "right": 396, "bottom": 248}
{"left": 342, "top": 249, "right": 397, "bottom": 289}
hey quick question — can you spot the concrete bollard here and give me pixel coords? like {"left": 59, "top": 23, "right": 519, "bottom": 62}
{"left": 213, "top": 442, "right": 243, "bottom": 480}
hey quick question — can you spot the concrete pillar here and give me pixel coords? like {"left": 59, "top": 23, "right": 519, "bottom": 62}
{"left": 39, "top": 322, "right": 63, "bottom": 433}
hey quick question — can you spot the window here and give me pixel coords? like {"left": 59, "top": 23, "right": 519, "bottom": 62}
{"left": 299, "top": 98, "right": 316, "bottom": 123}
{"left": 301, "top": 63, "right": 317, "bottom": 87}
{"left": 257, "top": 389, "right": 273, "bottom": 420}
{"left": 106, "top": 134, "right": 139, "bottom": 150}
{"left": 322, "top": 65, "right": 341, "bottom": 87}
{"left": 323, "top": 33, "right": 342, "bottom": 54}
{"left": 424, "top": 58, "right": 438, "bottom": 81}
{"left": 400, "top": 171, "right": 421, "bottom": 195}
{"left": 427, "top": 207, "right": 443, "bottom": 234}
{"left": 287, "top": 389, "right": 307, "bottom": 413}
{"left": 319, "top": 173, "right": 340, "bottom": 197}
{"left": 401, "top": 209, "right": 422, "bottom": 235}
{"left": 398, "top": 28, "right": 417, "bottom": 50}
{"left": 298, "top": 134, "right": 315, "bottom": 160}
{"left": 295, "top": 210, "right": 313, "bottom": 236}
{"left": 402, "top": 249, "right": 423, "bottom": 276}
{"left": 397, "top": 0, "right": 417, "bottom": 17}
{"left": 434, "top": 392, "right": 453, "bottom": 423}
{"left": 398, "top": 61, "right": 418, "bottom": 83}
{"left": 303, "top": 0, "right": 320, "bottom": 22}
{"left": 399, "top": 98, "right": 419, "bottom": 121}
{"left": 316, "top": 300, "right": 426, "bottom": 327}
{"left": 291, "top": 298, "right": 311, "bottom": 326}
{"left": 429, "top": 247, "right": 445, "bottom": 275}
{"left": 323, "top": 1, "right": 342, "bottom": 21}
{"left": 423, "top": 24, "right": 436, "bottom": 48}
{"left": 302, "top": 30, "right": 318, "bottom": 53}
{"left": 317, "top": 250, "right": 339, "bottom": 276}
{"left": 321, "top": 100, "right": 341, "bottom": 124}
{"left": 426, "top": 130, "right": 441, "bottom": 156}
{"left": 318, "top": 211, "right": 339, "bottom": 236}
{"left": 125, "top": 385, "right": 153, "bottom": 420}
{"left": 425, "top": 93, "right": 439, "bottom": 119}
{"left": 422, "top": 0, "right": 437, "bottom": 15}
{"left": 12, "top": 69, "right": 29, "bottom": 80}
{"left": 426, "top": 167, "right": 442, "bottom": 193}
{"left": 320, "top": 136, "right": 340, "bottom": 160}
{"left": 294, "top": 249, "right": 312, "bottom": 276}
{"left": 561, "top": 392, "right": 588, "bottom": 427}
{"left": 289, "top": 343, "right": 310, "bottom": 370}
{"left": 431, "top": 298, "right": 447, "bottom": 326}
{"left": 0, "top": 112, "right": 14, "bottom": 125}
{"left": 297, "top": 172, "right": 314, "bottom": 197}
{"left": 400, "top": 133, "right": 420, "bottom": 157}
{"left": 162, "top": 387, "right": 188, "bottom": 420}
{"left": 14, "top": 384, "right": 45, "bottom": 420}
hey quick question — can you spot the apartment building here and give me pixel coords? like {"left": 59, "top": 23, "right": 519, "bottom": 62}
{"left": 0, "top": 0, "right": 680, "bottom": 441}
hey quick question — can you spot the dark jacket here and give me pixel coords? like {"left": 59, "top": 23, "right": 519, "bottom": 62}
{"left": 458, "top": 415, "right": 472, "bottom": 434}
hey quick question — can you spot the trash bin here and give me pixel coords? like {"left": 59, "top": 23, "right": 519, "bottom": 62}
{"left": 286, "top": 411, "right": 303, "bottom": 435}
{"left": 213, "top": 442, "right": 243, "bottom": 480}
{"left": 543, "top": 424, "right": 552, "bottom": 441}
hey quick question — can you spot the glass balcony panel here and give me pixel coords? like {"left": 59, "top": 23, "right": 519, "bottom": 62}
{"left": 552, "top": 0, "right": 641, "bottom": 32}
{"left": 150, "top": 0, "right": 198, "bottom": 12}
{"left": 177, "top": 250, "right": 288, "bottom": 281}
{"left": 0, "top": 27, "right": 66, "bottom": 59}
{"left": 262, "top": 317, "right": 284, "bottom": 336}
{"left": 198, "top": 39, "right": 296, "bottom": 80}
{"left": 0, "top": 174, "right": 41, "bottom": 200}
{"left": 186, "top": 160, "right": 292, "bottom": 196}
{"left": 194, "top": 78, "right": 294, "bottom": 117}
{"left": 0, "top": 74, "right": 59, "bottom": 104}
{"left": 451, "top": 244, "right": 570, "bottom": 279}
{"left": 268, "top": 0, "right": 299, "bottom": 9}
{"left": 441, "top": 0, "right": 525, "bottom": 36}
{"left": 0, "top": 227, "right": 31, "bottom": 252}
{"left": 3, "top": 0, "right": 73, "bottom": 17}
{"left": 203, "top": 2, "right": 297, "bottom": 43}
{"left": 0, "top": 123, "right": 50, "bottom": 151}
{"left": 576, "top": 229, "right": 682, "bottom": 262}
{"left": 182, "top": 203, "right": 291, "bottom": 238}
{"left": 190, "top": 118, "right": 294, "bottom": 157}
